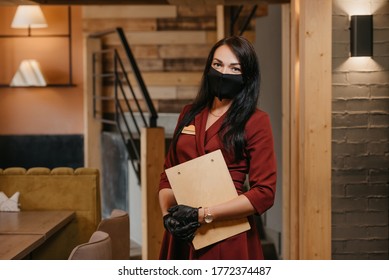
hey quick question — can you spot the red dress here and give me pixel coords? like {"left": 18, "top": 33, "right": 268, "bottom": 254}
{"left": 159, "top": 104, "right": 277, "bottom": 260}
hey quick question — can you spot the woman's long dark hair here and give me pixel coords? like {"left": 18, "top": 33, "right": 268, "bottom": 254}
{"left": 172, "top": 36, "right": 261, "bottom": 161}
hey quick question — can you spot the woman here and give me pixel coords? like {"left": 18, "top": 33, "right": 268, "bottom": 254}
{"left": 158, "top": 36, "right": 276, "bottom": 260}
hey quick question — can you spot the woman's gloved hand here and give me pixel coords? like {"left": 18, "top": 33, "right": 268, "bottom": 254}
{"left": 168, "top": 204, "right": 199, "bottom": 225}
{"left": 163, "top": 213, "right": 180, "bottom": 234}
{"left": 163, "top": 213, "right": 200, "bottom": 242}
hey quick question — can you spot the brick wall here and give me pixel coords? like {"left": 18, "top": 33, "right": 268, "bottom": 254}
{"left": 332, "top": 0, "right": 389, "bottom": 259}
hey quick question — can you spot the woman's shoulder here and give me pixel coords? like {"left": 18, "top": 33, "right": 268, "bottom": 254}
{"left": 176, "top": 103, "right": 194, "bottom": 123}
{"left": 244, "top": 108, "right": 272, "bottom": 137}
{"left": 247, "top": 108, "right": 271, "bottom": 124}
{"left": 177, "top": 104, "right": 192, "bottom": 118}
{"left": 181, "top": 104, "right": 193, "bottom": 114}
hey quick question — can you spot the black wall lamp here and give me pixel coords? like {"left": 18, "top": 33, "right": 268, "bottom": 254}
{"left": 350, "top": 15, "right": 373, "bottom": 57}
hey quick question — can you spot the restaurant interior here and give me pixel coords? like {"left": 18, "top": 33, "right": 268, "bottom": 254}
{"left": 0, "top": 0, "right": 388, "bottom": 260}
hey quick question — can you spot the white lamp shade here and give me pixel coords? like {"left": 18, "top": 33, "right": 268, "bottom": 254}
{"left": 10, "top": 59, "right": 47, "bottom": 87}
{"left": 11, "top": 5, "right": 48, "bottom": 29}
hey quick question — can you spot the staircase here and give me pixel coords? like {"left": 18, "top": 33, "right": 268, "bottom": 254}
{"left": 89, "top": 27, "right": 158, "bottom": 184}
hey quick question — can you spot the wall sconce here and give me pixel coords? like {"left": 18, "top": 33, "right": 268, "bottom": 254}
{"left": 350, "top": 15, "right": 373, "bottom": 57}
{"left": 11, "top": 5, "right": 48, "bottom": 36}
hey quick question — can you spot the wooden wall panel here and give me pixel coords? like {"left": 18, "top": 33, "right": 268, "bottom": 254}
{"left": 159, "top": 99, "right": 193, "bottom": 113}
{"left": 83, "top": 18, "right": 157, "bottom": 32}
{"left": 157, "top": 17, "right": 216, "bottom": 30}
{"left": 103, "top": 86, "right": 177, "bottom": 100}
{"left": 107, "top": 31, "right": 209, "bottom": 45}
{"left": 177, "top": 5, "right": 216, "bottom": 17}
{"left": 103, "top": 99, "right": 159, "bottom": 113}
{"left": 177, "top": 86, "right": 198, "bottom": 100}
{"left": 164, "top": 58, "right": 206, "bottom": 71}
{"left": 83, "top": 5, "right": 177, "bottom": 19}
{"left": 104, "top": 46, "right": 159, "bottom": 59}
{"left": 104, "top": 58, "right": 164, "bottom": 72}
{"left": 158, "top": 45, "right": 211, "bottom": 58}
{"left": 130, "top": 72, "right": 202, "bottom": 86}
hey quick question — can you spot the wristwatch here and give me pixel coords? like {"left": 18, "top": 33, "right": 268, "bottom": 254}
{"left": 204, "top": 208, "right": 214, "bottom": 224}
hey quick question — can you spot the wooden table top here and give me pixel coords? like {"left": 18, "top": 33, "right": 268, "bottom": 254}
{"left": 0, "top": 210, "right": 76, "bottom": 260}
{"left": 0, "top": 210, "right": 75, "bottom": 239}
{"left": 0, "top": 234, "right": 45, "bottom": 260}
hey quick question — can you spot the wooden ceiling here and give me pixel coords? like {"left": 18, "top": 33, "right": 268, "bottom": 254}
{"left": 1, "top": 0, "right": 290, "bottom": 5}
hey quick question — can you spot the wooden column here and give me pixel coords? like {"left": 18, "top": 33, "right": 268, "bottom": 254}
{"left": 281, "top": 3, "right": 292, "bottom": 260}
{"left": 84, "top": 37, "right": 102, "bottom": 170}
{"left": 141, "top": 127, "right": 165, "bottom": 260}
{"left": 283, "top": 0, "right": 332, "bottom": 259}
{"left": 216, "top": 5, "right": 225, "bottom": 40}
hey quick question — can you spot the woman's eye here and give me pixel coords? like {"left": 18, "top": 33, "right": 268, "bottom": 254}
{"left": 232, "top": 67, "right": 242, "bottom": 73}
{"left": 212, "top": 62, "right": 222, "bottom": 68}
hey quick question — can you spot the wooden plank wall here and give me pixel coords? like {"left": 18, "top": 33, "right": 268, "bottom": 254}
{"left": 82, "top": 4, "right": 266, "bottom": 114}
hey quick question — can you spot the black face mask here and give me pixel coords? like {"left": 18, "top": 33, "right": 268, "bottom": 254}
{"left": 207, "top": 67, "right": 245, "bottom": 101}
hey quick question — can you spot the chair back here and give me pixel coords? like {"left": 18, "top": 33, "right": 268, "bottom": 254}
{"left": 68, "top": 231, "right": 112, "bottom": 260}
{"left": 97, "top": 209, "right": 130, "bottom": 260}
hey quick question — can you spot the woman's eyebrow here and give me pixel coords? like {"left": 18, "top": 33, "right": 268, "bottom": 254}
{"left": 213, "top": 58, "right": 241, "bottom": 66}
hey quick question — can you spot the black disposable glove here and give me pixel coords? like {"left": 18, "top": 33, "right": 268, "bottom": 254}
{"left": 168, "top": 204, "right": 199, "bottom": 226}
{"left": 163, "top": 213, "right": 200, "bottom": 242}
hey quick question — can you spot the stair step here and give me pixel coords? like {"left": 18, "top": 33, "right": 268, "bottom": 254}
{"left": 130, "top": 239, "right": 142, "bottom": 260}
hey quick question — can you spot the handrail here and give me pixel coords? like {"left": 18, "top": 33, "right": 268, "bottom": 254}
{"left": 89, "top": 27, "right": 158, "bottom": 128}
{"left": 89, "top": 27, "right": 159, "bottom": 183}
{"left": 116, "top": 28, "right": 158, "bottom": 128}
{"left": 229, "top": 5, "right": 258, "bottom": 36}
{"left": 239, "top": 5, "right": 257, "bottom": 36}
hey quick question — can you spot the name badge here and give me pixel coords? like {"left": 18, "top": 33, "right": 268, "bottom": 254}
{"left": 182, "top": 125, "right": 195, "bottom": 135}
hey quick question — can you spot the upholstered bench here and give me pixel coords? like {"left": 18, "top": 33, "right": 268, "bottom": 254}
{"left": 0, "top": 167, "right": 101, "bottom": 259}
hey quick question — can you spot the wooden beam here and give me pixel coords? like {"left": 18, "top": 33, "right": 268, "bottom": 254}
{"left": 141, "top": 127, "right": 165, "bottom": 260}
{"left": 216, "top": 5, "right": 224, "bottom": 40}
{"left": 84, "top": 37, "right": 102, "bottom": 170}
{"left": 281, "top": 3, "right": 291, "bottom": 260}
{"left": 1, "top": 0, "right": 290, "bottom": 5}
{"left": 10, "top": 0, "right": 171, "bottom": 5}
{"left": 0, "top": 0, "right": 37, "bottom": 5}
{"left": 168, "top": 0, "right": 289, "bottom": 4}
{"left": 284, "top": 0, "right": 332, "bottom": 259}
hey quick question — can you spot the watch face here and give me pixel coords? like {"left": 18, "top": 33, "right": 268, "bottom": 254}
{"left": 204, "top": 213, "right": 213, "bottom": 223}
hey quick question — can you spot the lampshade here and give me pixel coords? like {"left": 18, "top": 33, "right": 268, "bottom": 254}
{"left": 11, "top": 5, "right": 48, "bottom": 29}
{"left": 10, "top": 59, "right": 47, "bottom": 87}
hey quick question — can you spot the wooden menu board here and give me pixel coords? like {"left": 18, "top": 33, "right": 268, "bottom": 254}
{"left": 165, "top": 149, "right": 250, "bottom": 250}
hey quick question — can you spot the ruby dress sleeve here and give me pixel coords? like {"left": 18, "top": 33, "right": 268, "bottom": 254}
{"left": 242, "top": 110, "right": 277, "bottom": 214}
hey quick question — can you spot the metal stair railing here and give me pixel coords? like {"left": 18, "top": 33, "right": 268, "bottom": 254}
{"left": 89, "top": 27, "right": 158, "bottom": 183}
{"left": 229, "top": 5, "right": 258, "bottom": 36}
